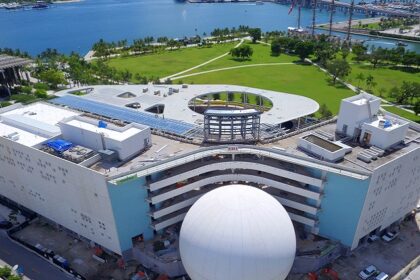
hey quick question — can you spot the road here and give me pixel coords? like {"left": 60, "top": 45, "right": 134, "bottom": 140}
{"left": 0, "top": 231, "right": 72, "bottom": 280}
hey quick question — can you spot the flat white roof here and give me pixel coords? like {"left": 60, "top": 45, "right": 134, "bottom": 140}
{"left": 0, "top": 122, "right": 49, "bottom": 147}
{"left": 64, "top": 119, "right": 143, "bottom": 141}
{"left": 56, "top": 85, "right": 319, "bottom": 125}
{"left": 0, "top": 103, "right": 80, "bottom": 147}
{"left": 2, "top": 103, "right": 80, "bottom": 126}
{"left": 352, "top": 98, "right": 369, "bottom": 106}
{"left": 365, "top": 116, "right": 408, "bottom": 131}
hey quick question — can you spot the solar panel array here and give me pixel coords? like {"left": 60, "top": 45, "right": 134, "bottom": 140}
{"left": 51, "top": 95, "right": 196, "bottom": 136}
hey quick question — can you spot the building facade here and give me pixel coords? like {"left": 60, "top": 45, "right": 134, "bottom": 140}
{"left": 0, "top": 90, "right": 419, "bottom": 263}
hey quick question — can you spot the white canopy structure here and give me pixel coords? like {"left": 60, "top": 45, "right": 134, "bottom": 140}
{"left": 179, "top": 184, "right": 296, "bottom": 280}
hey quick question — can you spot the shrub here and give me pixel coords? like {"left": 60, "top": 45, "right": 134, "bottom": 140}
{"left": 21, "top": 85, "right": 33, "bottom": 94}
{"left": 34, "top": 82, "right": 49, "bottom": 91}
{"left": 35, "top": 89, "right": 48, "bottom": 99}
{"left": 10, "top": 94, "right": 37, "bottom": 104}
{"left": 0, "top": 101, "right": 12, "bottom": 108}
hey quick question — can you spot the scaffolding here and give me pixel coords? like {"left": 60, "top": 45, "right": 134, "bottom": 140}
{"left": 203, "top": 109, "right": 261, "bottom": 143}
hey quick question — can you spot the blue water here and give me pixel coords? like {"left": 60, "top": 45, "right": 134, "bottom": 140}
{"left": 0, "top": 0, "right": 419, "bottom": 55}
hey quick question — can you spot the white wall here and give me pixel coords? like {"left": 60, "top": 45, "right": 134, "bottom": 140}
{"left": 104, "top": 128, "right": 151, "bottom": 161}
{"left": 336, "top": 97, "right": 381, "bottom": 137}
{"left": 352, "top": 148, "right": 420, "bottom": 249}
{"left": 0, "top": 137, "right": 122, "bottom": 254}
{"left": 297, "top": 137, "right": 346, "bottom": 162}
{"left": 59, "top": 122, "right": 151, "bottom": 161}
{"left": 361, "top": 123, "right": 409, "bottom": 150}
{"left": 60, "top": 122, "right": 105, "bottom": 150}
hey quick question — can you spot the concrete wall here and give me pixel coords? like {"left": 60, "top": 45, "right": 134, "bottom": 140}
{"left": 352, "top": 148, "right": 420, "bottom": 249}
{"left": 316, "top": 172, "right": 370, "bottom": 247}
{"left": 0, "top": 137, "right": 122, "bottom": 254}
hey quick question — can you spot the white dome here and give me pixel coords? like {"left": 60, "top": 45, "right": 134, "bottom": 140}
{"left": 179, "top": 184, "right": 296, "bottom": 280}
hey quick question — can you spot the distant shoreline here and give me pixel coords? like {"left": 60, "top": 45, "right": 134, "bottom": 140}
{"left": 53, "top": 0, "right": 83, "bottom": 4}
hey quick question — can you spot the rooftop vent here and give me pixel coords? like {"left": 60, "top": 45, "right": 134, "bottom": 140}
{"left": 4, "top": 132, "right": 20, "bottom": 141}
{"left": 117, "top": 92, "right": 136, "bottom": 98}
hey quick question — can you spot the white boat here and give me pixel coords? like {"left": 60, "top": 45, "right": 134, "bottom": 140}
{"left": 256, "top": 0, "right": 264, "bottom": 5}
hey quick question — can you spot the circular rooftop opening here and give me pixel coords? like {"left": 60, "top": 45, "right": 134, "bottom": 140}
{"left": 189, "top": 91, "right": 273, "bottom": 115}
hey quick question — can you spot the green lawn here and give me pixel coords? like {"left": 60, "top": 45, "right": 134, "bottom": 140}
{"left": 107, "top": 43, "right": 235, "bottom": 80}
{"left": 382, "top": 106, "right": 420, "bottom": 123}
{"left": 353, "top": 21, "right": 383, "bottom": 30}
{"left": 183, "top": 64, "right": 353, "bottom": 115}
{"left": 185, "top": 42, "right": 297, "bottom": 74}
{"left": 346, "top": 63, "right": 420, "bottom": 101}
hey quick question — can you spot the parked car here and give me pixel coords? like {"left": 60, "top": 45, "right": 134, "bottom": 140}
{"left": 367, "top": 234, "right": 379, "bottom": 243}
{"left": 0, "top": 220, "right": 13, "bottom": 229}
{"left": 374, "top": 272, "right": 389, "bottom": 280}
{"left": 359, "top": 265, "right": 377, "bottom": 279}
{"left": 382, "top": 231, "right": 399, "bottom": 242}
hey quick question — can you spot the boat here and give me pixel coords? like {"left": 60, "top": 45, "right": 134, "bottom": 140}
{"left": 32, "top": 1, "right": 49, "bottom": 9}
{"left": 256, "top": 0, "right": 264, "bottom": 5}
{"left": 396, "top": 41, "right": 408, "bottom": 47}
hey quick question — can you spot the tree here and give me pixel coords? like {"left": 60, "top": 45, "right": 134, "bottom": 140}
{"left": 295, "top": 41, "right": 314, "bottom": 61}
{"left": 227, "top": 92, "right": 234, "bottom": 102}
{"left": 352, "top": 44, "right": 367, "bottom": 63}
{"left": 314, "top": 41, "right": 338, "bottom": 67}
{"left": 38, "top": 69, "right": 67, "bottom": 89}
{"left": 413, "top": 101, "right": 420, "bottom": 116}
{"left": 319, "top": 104, "right": 333, "bottom": 118}
{"left": 369, "top": 47, "right": 386, "bottom": 68}
{"left": 395, "top": 81, "right": 420, "bottom": 104}
{"left": 378, "top": 87, "right": 387, "bottom": 98}
{"left": 0, "top": 265, "right": 12, "bottom": 278}
{"left": 230, "top": 45, "right": 253, "bottom": 60}
{"left": 401, "top": 51, "right": 417, "bottom": 67}
{"left": 365, "top": 74, "right": 377, "bottom": 91}
{"left": 271, "top": 39, "right": 281, "bottom": 56}
{"left": 326, "top": 59, "right": 351, "bottom": 84}
{"left": 248, "top": 28, "right": 262, "bottom": 43}
{"left": 355, "top": 72, "right": 365, "bottom": 88}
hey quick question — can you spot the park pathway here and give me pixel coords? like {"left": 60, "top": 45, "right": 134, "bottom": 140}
{"left": 170, "top": 62, "right": 297, "bottom": 81}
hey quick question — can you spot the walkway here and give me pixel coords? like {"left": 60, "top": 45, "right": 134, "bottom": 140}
{"left": 170, "top": 62, "right": 297, "bottom": 80}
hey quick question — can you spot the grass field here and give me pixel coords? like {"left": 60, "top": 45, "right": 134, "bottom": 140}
{"left": 107, "top": 43, "right": 235, "bottom": 80}
{"left": 185, "top": 43, "right": 297, "bottom": 74}
{"left": 182, "top": 64, "right": 353, "bottom": 114}
{"left": 382, "top": 106, "right": 420, "bottom": 123}
{"left": 346, "top": 64, "right": 420, "bottom": 102}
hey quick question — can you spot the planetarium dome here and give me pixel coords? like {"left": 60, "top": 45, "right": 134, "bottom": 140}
{"left": 179, "top": 184, "right": 296, "bottom": 280}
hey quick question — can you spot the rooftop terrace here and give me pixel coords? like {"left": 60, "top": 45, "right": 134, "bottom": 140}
{"left": 265, "top": 120, "right": 420, "bottom": 172}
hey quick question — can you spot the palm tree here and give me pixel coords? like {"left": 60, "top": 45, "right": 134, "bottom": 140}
{"left": 366, "top": 74, "right": 377, "bottom": 92}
